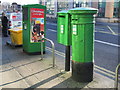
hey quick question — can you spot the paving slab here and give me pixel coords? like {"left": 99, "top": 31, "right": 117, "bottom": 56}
{"left": 85, "top": 72, "right": 114, "bottom": 88}
{"left": 0, "top": 69, "right": 29, "bottom": 88}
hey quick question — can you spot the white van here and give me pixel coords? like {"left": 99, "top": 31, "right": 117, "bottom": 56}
{"left": 7, "top": 12, "right": 22, "bottom": 28}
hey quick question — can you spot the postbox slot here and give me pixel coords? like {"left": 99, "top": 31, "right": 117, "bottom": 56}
{"left": 72, "top": 19, "right": 78, "bottom": 21}
{"left": 59, "top": 15, "right": 65, "bottom": 18}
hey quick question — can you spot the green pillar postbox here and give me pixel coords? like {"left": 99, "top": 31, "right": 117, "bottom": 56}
{"left": 57, "top": 10, "right": 71, "bottom": 71}
{"left": 69, "top": 8, "right": 97, "bottom": 82}
{"left": 57, "top": 10, "right": 71, "bottom": 46}
{"left": 22, "top": 4, "right": 46, "bottom": 54}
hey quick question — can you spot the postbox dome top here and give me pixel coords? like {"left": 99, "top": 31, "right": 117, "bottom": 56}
{"left": 69, "top": 7, "right": 98, "bottom": 14}
{"left": 57, "top": 10, "right": 69, "bottom": 14}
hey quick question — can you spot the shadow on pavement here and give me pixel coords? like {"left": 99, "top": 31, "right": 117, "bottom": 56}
{"left": 25, "top": 72, "right": 63, "bottom": 89}
{"left": 0, "top": 67, "right": 52, "bottom": 87}
{"left": 50, "top": 78, "right": 89, "bottom": 89}
{"left": 25, "top": 73, "right": 89, "bottom": 89}
{"left": 0, "top": 59, "right": 41, "bottom": 73}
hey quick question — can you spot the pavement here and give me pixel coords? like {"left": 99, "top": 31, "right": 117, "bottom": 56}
{"left": 0, "top": 32, "right": 119, "bottom": 89}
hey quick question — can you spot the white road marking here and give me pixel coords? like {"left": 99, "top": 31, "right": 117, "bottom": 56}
{"left": 95, "top": 31, "right": 118, "bottom": 36}
{"left": 107, "top": 25, "right": 116, "bottom": 35}
{"left": 48, "top": 29, "right": 57, "bottom": 32}
{"left": 94, "top": 40, "right": 120, "bottom": 47}
{"left": 47, "top": 23, "right": 57, "bottom": 26}
{"left": 47, "top": 29, "right": 120, "bottom": 47}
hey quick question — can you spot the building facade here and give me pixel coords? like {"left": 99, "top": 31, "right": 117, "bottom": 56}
{"left": 39, "top": 0, "right": 120, "bottom": 18}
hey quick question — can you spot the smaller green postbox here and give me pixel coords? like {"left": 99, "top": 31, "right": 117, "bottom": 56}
{"left": 57, "top": 10, "right": 71, "bottom": 46}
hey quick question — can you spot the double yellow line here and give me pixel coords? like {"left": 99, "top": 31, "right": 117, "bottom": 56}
{"left": 46, "top": 46, "right": 120, "bottom": 80}
{"left": 95, "top": 25, "right": 119, "bottom": 36}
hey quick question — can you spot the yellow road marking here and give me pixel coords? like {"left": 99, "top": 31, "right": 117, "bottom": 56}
{"left": 47, "top": 47, "right": 64, "bottom": 56}
{"left": 46, "top": 47, "right": 65, "bottom": 57}
{"left": 94, "top": 68, "right": 115, "bottom": 78}
{"left": 46, "top": 46, "right": 120, "bottom": 78}
{"left": 95, "top": 31, "right": 118, "bottom": 36}
{"left": 94, "top": 65, "right": 115, "bottom": 75}
{"left": 95, "top": 30, "right": 111, "bottom": 34}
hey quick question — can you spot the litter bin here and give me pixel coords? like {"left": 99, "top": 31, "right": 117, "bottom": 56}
{"left": 8, "top": 27, "right": 22, "bottom": 45}
{"left": 69, "top": 7, "right": 97, "bottom": 82}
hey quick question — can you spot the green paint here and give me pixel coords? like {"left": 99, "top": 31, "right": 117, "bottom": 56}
{"left": 22, "top": 4, "right": 46, "bottom": 53}
{"left": 57, "top": 10, "right": 72, "bottom": 46}
{"left": 69, "top": 7, "right": 97, "bottom": 63}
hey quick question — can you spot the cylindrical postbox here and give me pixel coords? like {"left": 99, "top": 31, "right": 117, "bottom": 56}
{"left": 69, "top": 7, "right": 97, "bottom": 82}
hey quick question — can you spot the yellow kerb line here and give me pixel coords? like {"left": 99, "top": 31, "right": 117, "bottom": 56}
{"left": 94, "top": 65, "right": 115, "bottom": 75}
{"left": 46, "top": 47, "right": 65, "bottom": 57}
{"left": 95, "top": 31, "right": 118, "bottom": 36}
{"left": 94, "top": 68, "right": 115, "bottom": 78}
{"left": 46, "top": 46, "right": 120, "bottom": 78}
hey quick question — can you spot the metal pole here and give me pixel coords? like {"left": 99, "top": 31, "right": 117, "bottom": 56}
{"left": 44, "top": 38, "right": 55, "bottom": 67}
{"left": 65, "top": 46, "right": 70, "bottom": 71}
{"left": 41, "top": 41, "right": 43, "bottom": 60}
{"left": 115, "top": 64, "right": 120, "bottom": 90}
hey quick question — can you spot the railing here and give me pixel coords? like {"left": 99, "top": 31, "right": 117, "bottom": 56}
{"left": 40, "top": 38, "right": 55, "bottom": 67}
{"left": 114, "top": 63, "right": 120, "bottom": 90}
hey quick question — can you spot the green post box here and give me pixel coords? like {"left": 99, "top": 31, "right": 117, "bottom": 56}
{"left": 22, "top": 4, "right": 46, "bottom": 54}
{"left": 57, "top": 10, "right": 71, "bottom": 71}
{"left": 69, "top": 7, "right": 97, "bottom": 82}
{"left": 57, "top": 10, "right": 71, "bottom": 46}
